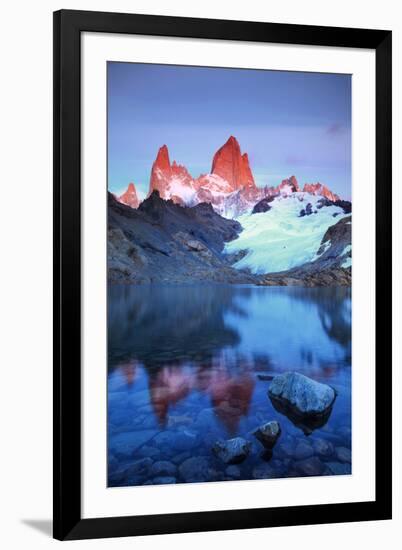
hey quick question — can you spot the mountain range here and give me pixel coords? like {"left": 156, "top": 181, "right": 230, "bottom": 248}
{"left": 109, "top": 136, "right": 351, "bottom": 286}
{"left": 116, "top": 136, "right": 341, "bottom": 218}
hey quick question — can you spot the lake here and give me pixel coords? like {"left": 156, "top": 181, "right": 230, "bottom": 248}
{"left": 108, "top": 284, "right": 352, "bottom": 486}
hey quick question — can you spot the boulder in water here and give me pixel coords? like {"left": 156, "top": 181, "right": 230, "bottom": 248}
{"left": 212, "top": 437, "right": 251, "bottom": 464}
{"left": 253, "top": 420, "right": 281, "bottom": 449}
{"left": 268, "top": 372, "right": 336, "bottom": 415}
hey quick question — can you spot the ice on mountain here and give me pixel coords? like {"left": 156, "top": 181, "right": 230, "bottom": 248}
{"left": 225, "top": 193, "right": 347, "bottom": 274}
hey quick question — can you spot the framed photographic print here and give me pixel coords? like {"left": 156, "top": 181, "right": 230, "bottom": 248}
{"left": 53, "top": 9, "right": 392, "bottom": 540}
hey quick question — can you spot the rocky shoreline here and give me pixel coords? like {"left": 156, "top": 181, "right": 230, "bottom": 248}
{"left": 108, "top": 371, "right": 351, "bottom": 487}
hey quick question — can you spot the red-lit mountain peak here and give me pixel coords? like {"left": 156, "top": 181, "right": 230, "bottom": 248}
{"left": 118, "top": 182, "right": 139, "bottom": 209}
{"left": 211, "top": 136, "right": 256, "bottom": 192}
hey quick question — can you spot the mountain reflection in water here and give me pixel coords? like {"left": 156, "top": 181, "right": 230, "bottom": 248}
{"left": 108, "top": 284, "right": 351, "bottom": 486}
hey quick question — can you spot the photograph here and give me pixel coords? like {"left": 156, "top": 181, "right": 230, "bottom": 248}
{"left": 107, "top": 62, "right": 352, "bottom": 487}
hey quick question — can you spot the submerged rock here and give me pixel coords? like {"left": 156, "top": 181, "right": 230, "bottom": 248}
{"left": 137, "top": 445, "right": 161, "bottom": 459}
{"left": 253, "top": 421, "right": 281, "bottom": 449}
{"left": 149, "top": 460, "right": 177, "bottom": 478}
{"left": 212, "top": 437, "right": 251, "bottom": 464}
{"left": 335, "top": 446, "right": 352, "bottom": 463}
{"left": 179, "top": 456, "right": 214, "bottom": 483}
{"left": 252, "top": 463, "right": 276, "bottom": 479}
{"left": 326, "top": 462, "right": 351, "bottom": 475}
{"left": 171, "top": 451, "right": 191, "bottom": 465}
{"left": 121, "top": 457, "right": 153, "bottom": 484}
{"left": 225, "top": 465, "right": 242, "bottom": 479}
{"left": 312, "top": 438, "right": 334, "bottom": 458}
{"left": 293, "top": 441, "right": 314, "bottom": 460}
{"left": 293, "top": 456, "right": 324, "bottom": 476}
{"left": 151, "top": 476, "right": 176, "bottom": 485}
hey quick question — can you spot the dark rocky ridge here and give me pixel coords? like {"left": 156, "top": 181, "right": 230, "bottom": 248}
{"left": 252, "top": 196, "right": 274, "bottom": 214}
{"left": 108, "top": 191, "right": 257, "bottom": 284}
{"left": 316, "top": 197, "right": 352, "bottom": 214}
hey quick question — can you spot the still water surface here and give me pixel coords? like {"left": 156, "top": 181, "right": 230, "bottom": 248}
{"left": 108, "top": 284, "right": 351, "bottom": 486}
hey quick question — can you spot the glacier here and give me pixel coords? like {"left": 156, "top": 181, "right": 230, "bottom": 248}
{"left": 225, "top": 193, "right": 347, "bottom": 274}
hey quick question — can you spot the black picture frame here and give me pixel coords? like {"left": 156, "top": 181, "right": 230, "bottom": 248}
{"left": 53, "top": 9, "right": 392, "bottom": 541}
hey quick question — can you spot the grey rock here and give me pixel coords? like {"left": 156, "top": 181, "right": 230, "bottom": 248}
{"left": 277, "top": 440, "right": 296, "bottom": 458}
{"left": 294, "top": 441, "right": 314, "bottom": 460}
{"left": 174, "top": 430, "right": 199, "bottom": 451}
{"left": 293, "top": 456, "right": 324, "bottom": 476}
{"left": 179, "top": 457, "right": 214, "bottom": 483}
{"left": 152, "top": 430, "right": 199, "bottom": 452}
{"left": 225, "top": 465, "right": 242, "bottom": 479}
{"left": 312, "top": 438, "right": 334, "bottom": 458}
{"left": 124, "top": 457, "right": 153, "bottom": 479}
{"left": 137, "top": 445, "right": 161, "bottom": 459}
{"left": 252, "top": 464, "right": 276, "bottom": 479}
{"left": 326, "top": 462, "right": 351, "bottom": 475}
{"left": 335, "top": 446, "right": 352, "bottom": 463}
{"left": 171, "top": 451, "right": 192, "bottom": 465}
{"left": 212, "top": 437, "right": 251, "bottom": 464}
{"left": 151, "top": 476, "right": 177, "bottom": 485}
{"left": 150, "top": 460, "right": 177, "bottom": 478}
{"left": 268, "top": 372, "right": 336, "bottom": 415}
{"left": 253, "top": 421, "right": 281, "bottom": 449}
{"left": 110, "top": 430, "right": 158, "bottom": 459}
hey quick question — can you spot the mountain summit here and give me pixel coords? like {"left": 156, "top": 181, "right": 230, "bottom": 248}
{"left": 149, "top": 145, "right": 196, "bottom": 204}
{"left": 118, "top": 182, "right": 139, "bottom": 209}
{"left": 211, "top": 136, "right": 256, "bottom": 192}
{"left": 116, "top": 136, "right": 342, "bottom": 217}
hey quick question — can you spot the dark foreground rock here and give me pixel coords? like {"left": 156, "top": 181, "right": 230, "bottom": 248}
{"left": 253, "top": 421, "right": 281, "bottom": 449}
{"left": 268, "top": 372, "right": 336, "bottom": 435}
{"left": 212, "top": 437, "right": 251, "bottom": 464}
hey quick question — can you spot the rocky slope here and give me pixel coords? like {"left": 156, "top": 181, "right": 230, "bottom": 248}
{"left": 108, "top": 191, "right": 258, "bottom": 284}
{"left": 108, "top": 190, "right": 351, "bottom": 286}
